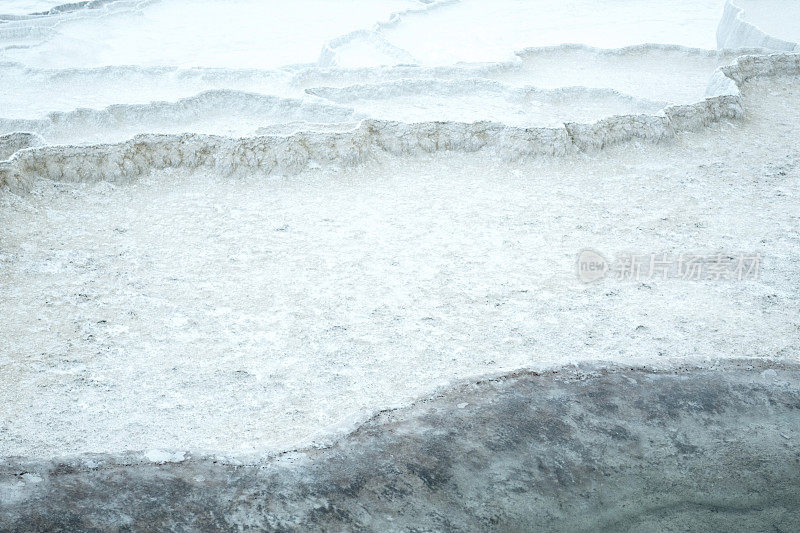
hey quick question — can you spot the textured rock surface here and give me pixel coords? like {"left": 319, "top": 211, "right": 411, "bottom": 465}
{"left": 717, "top": 0, "right": 799, "bottom": 52}
{"left": 3, "top": 53, "right": 798, "bottom": 193}
{"left": 2, "top": 4, "right": 799, "bottom": 530}
{"left": 2, "top": 72, "right": 799, "bottom": 460}
{"left": 1, "top": 360, "right": 798, "bottom": 531}
{"left": 0, "top": 132, "right": 43, "bottom": 160}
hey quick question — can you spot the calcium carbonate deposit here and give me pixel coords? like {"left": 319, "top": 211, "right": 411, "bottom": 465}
{"left": 0, "top": 0, "right": 799, "bottom": 504}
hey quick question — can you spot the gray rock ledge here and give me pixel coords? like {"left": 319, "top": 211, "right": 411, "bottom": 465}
{"left": 1, "top": 359, "right": 799, "bottom": 532}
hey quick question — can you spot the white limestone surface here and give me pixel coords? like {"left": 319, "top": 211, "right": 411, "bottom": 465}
{"left": 0, "top": 74, "right": 798, "bottom": 459}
